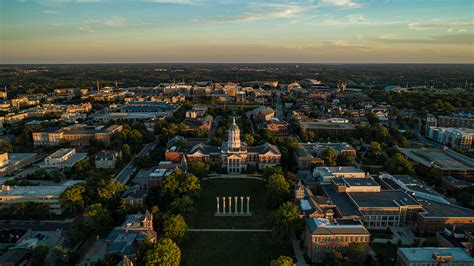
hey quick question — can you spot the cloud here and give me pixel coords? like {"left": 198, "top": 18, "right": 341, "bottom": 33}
{"left": 145, "top": 0, "right": 199, "bottom": 4}
{"left": 213, "top": 3, "right": 309, "bottom": 22}
{"left": 408, "top": 19, "right": 473, "bottom": 31}
{"left": 102, "top": 17, "right": 128, "bottom": 27}
{"left": 305, "top": 14, "right": 402, "bottom": 27}
{"left": 367, "top": 33, "right": 473, "bottom": 45}
{"left": 78, "top": 25, "right": 96, "bottom": 32}
{"left": 320, "top": 0, "right": 362, "bottom": 9}
{"left": 43, "top": 10, "right": 59, "bottom": 14}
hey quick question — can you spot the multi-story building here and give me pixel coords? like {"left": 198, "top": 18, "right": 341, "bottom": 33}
{"left": 304, "top": 217, "right": 370, "bottom": 262}
{"left": 397, "top": 247, "right": 474, "bottom": 266}
{"left": 319, "top": 178, "right": 423, "bottom": 229}
{"left": 105, "top": 211, "right": 157, "bottom": 260}
{"left": 399, "top": 148, "right": 474, "bottom": 180}
{"left": 33, "top": 124, "right": 123, "bottom": 146}
{"left": 299, "top": 120, "right": 356, "bottom": 139}
{"left": 95, "top": 150, "right": 121, "bottom": 169}
{"left": 295, "top": 143, "right": 356, "bottom": 170}
{"left": 265, "top": 120, "right": 290, "bottom": 136}
{"left": 42, "top": 148, "right": 87, "bottom": 169}
{"left": 0, "top": 152, "right": 37, "bottom": 177}
{"left": 313, "top": 166, "right": 367, "bottom": 183}
{"left": 0, "top": 181, "right": 83, "bottom": 215}
{"left": 165, "top": 118, "right": 281, "bottom": 174}
{"left": 427, "top": 127, "right": 474, "bottom": 151}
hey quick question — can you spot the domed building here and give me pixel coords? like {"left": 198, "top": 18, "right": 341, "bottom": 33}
{"left": 168, "top": 117, "right": 281, "bottom": 174}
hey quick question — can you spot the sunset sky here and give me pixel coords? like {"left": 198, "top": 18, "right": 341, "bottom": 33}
{"left": 1, "top": 0, "right": 473, "bottom": 63}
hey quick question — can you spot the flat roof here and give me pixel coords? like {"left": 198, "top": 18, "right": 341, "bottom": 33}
{"left": 0, "top": 181, "right": 83, "bottom": 197}
{"left": 416, "top": 197, "right": 474, "bottom": 218}
{"left": 321, "top": 185, "right": 361, "bottom": 217}
{"left": 300, "top": 123, "right": 355, "bottom": 130}
{"left": 342, "top": 177, "right": 380, "bottom": 187}
{"left": 398, "top": 247, "right": 474, "bottom": 262}
{"left": 48, "top": 148, "right": 74, "bottom": 159}
{"left": 348, "top": 190, "right": 421, "bottom": 208}
{"left": 399, "top": 148, "right": 474, "bottom": 170}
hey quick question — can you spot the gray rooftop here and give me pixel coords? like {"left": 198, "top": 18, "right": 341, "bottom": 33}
{"left": 348, "top": 190, "right": 421, "bottom": 208}
{"left": 398, "top": 247, "right": 474, "bottom": 262}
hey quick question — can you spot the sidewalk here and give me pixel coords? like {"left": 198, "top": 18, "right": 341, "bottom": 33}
{"left": 188, "top": 228, "right": 272, "bottom": 232}
{"left": 290, "top": 234, "right": 308, "bottom": 266}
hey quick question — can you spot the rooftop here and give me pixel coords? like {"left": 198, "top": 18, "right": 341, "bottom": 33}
{"left": 348, "top": 190, "right": 421, "bottom": 208}
{"left": 0, "top": 180, "right": 83, "bottom": 197}
{"left": 399, "top": 148, "right": 474, "bottom": 170}
{"left": 398, "top": 247, "right": 474, "bottom": 262}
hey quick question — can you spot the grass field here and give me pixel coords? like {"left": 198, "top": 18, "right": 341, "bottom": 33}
{"left": 188, "top": 178, "right": 273, "bottom": 229}
{"left": 181, "top": 231, "right": 294, "bottom": 266}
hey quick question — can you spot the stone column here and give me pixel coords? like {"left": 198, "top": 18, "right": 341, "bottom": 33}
{"left": 228, "top": 197, "right": 232, "bottom": 214}
{"left": 234, "top": 197, "right": 238, "bottom": 214}
{"left": 216, "top": 197, "right": 220, "bottom": 214}
{"left": 223, "top": 197, "right": 226, "bottom": 214}
{"left": 246, "top": 196, "right": 250, "bottom": 214}
{"left": 240, "top": 197, "right": 244, "bottom": 214}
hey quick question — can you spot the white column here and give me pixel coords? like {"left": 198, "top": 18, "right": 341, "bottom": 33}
{"left": 223, "top": 197, "right": 226, "bottom": 214}
{"left": 240, "top": 197, "right": 244, "bottom": 214}
{"left": 228, "top": 197, "right": 232, "bottom": 214}
{"left": 216, "top": 197, "right": 220, "bottom": 214}
{"left": 246, "top": 196, "right": 250, "bottom": 214}
{"left": 234, "top": 197, "right": 238, "bottom": 214}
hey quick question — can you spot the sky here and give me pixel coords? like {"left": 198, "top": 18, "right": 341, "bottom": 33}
{"left": 0, "top": 0, "right": 473, "bottom": 63}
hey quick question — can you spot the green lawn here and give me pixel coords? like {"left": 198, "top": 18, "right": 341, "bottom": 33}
{"left": 188, "top": 178, "right": 273, "bottom": 229}
{"left": 181, "top": 231, "right": 294, "bottom": 266}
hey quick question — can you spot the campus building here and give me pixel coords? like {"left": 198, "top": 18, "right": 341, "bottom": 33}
{"left": 397, "top": 247, "right": 474, "bottom": 266}
{"left": 32, "top": 124, "right": 123, "bottom": 146}
{"left": 295, "top": 142, "right": 356, "bottom": 170}
{"left": 42, "top": 148, "right": 87, "bottom": 169}
{"left": 0, "top": 152, "right": 37, "bottom": 177}
{"left": 165, "top": 118, "right": 281, "bottom": 174}
{"left": 0, "top": 181, "right": 83, "bottom": 215}
{"left": 399, "top": 148, "right": 474, "bottom": 180}
{"left": 313, "top": 166, "right": 367, "bottom": 183}
{"left": 304, "top": 217, "right": 370, "bottom": 262}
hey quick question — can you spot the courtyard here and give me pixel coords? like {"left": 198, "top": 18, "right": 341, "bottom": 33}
{"left": 182, "top": 178, "right": 294, "bottom": 265}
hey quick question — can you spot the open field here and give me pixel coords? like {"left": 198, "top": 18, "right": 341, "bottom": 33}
{"left": 181, "top": 231, "right": 294, "bottom": 266}
{"left": 188, "top": 178, "right": 272, "bottom": 229}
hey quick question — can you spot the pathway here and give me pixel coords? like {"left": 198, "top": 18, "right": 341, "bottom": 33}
{"left": 188, "top": 228, "right": 272, "bottom": 232}
{"left": 206, "top": 174, "right": 264, "bottom": 180}
{"left": 291, "top": 234, "right": 308, "bottom": 266}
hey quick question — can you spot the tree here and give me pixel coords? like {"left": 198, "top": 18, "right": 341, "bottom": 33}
{"left": 243, "top": 133, "right": 255, "bottom": 145}
{"left": 84, "top": 203, "right": 113, "bottom": 229}
{"left": 32, "top": 245, "right": 49, "bottom": 266}
{"left": 145, "top": 238, "right": 181, "bottom": 266}
{"left": 321, "top": 251, "right": 350, "bottom": 266}
{"left": 59, "top": 183, "right": 86, "bottom": 214}
{"left": 321, "top": 147, "right": 338, "bottom": 166}
{"left": 97, "top": 178, "right": 127, "bottom": 204}
{"left": 53, "top": 245, "right": 70, "bottom": 266}
{"left": 345, "top": 243, "right": 367, "bottom": 265}
{"left": 337, "top": 153, "right": 355, "bottom": 166}
{"left": 274, "top": 202, "right": 302, "bottom": 237}
{"left": 163, "top": 214, "right": 188, "bottom": 243}
{"left": 271, "top": 256, "right": 295, "bottom": 266}
{"left": 263, "top": 166, "right": 284, "bottom": 181}
{"left": 386, "top": 153, "right": 415, "bottom": 176}
{"left": 267, "top": 174, "right": 291, "bottom": 209}
{"left": 188, "top": 161, "right": 209, "bottom": 179}
{"left": 122, "top": 144, "right": 132, "bottom": 161}
{"left": 169, "top": 196, "right": 195, "bottom": 217}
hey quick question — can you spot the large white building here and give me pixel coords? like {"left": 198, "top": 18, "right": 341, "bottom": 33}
{"left": 42, "top": 148, "right": 87, "bottom": 169}
{"left": 0, "top": 181, "right": 83, "bottom": 215}
{"left": 170, "top": 118, "right": 281, "bottom": 174}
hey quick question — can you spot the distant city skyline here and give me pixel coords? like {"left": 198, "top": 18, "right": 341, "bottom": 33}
{"left": 1, "top": 0, "right": 473, "bottom": 64}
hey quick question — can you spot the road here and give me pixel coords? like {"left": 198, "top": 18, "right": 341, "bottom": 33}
{"left": 0, "top": 220, "right": 74, "bottom": 231}
{"left": 208, "top": 116, "right": 221, "bottom": 142}
{"left": 115, "top": 138, "right": 160, "bottom": 184}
